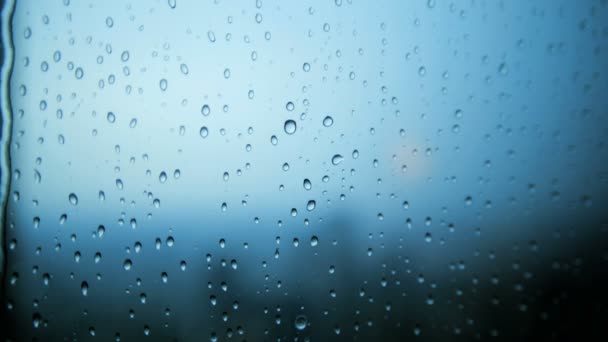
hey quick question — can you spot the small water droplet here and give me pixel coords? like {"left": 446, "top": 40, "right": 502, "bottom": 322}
{"left": 323, "top": 115, "right": 334, "bottom": 127}
{"left": 418, "top": 66, "right": 426, "bottom": 76}
{"left": 159, "top": 79, "right": 168, "bottom": 91}
{"left": 285, "top": 101, "right": 295, "bottom": 111}
{"left": 180, "top": 63, "right": 189, "bottom": 75}
{"left": 310, "top": 236, "right": 319, "bottom": 247}
{"left": 200, "top": 126, "right": 209, "bottom": 138}
{"left": 201, "top": 104, "right": 211, "bottom": 116}
{"left": 68, "top": 193, "right": 78, "bottom": 205}
{"left": 75, "top": 67, "right": 84, "bottom": 79}
{"left": 498, "top": 62, "right": 509, "bottom": 75}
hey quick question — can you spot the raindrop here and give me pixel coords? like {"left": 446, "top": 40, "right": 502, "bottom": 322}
{"left": 75, "top": 67, "right": 84, "bottom": 79}
{"left": 159, "top": 79, "right": 168, "bottom": 91}
{"left": 303, "top": 178, "right": 312, "bottom": 190}
{"left": 121, "top": 50, "right": 130, "bottom": 62}
{"left": 323, "top": 116, "right": 334, "bottom": 127}
{"left": 201, "top": 104, "right": 211, "bottom": 116}
{"left": 107, "top": 112, "right": 116, "bottom": 123}
{"left": 306, "top": 200, "right": 316, "bottom": 211}
{"left": 498, "top": 62, "right": 509, "bottom": 75}
{"left": 331, "top": 154, "right": 344, "bottom": 165}
{"left": 159, "top": 172, "right": 167, "bottom": 183}
{"left": 200, "top": 126, "right": 209, "bottom": 138}
{"left": 418, "top": 66, "right": 426, "bottom": 76}
{"left": 294, "top": 315, "right": 307, "bottom": 330}
{"left": 284, "top": 120, "right": 297, "bottom": 134}
{"left": 180, "top": 63, "right": 189, "bottom": 75}
{"left": 68, "top": 193, "right": 78, "bottom": 205}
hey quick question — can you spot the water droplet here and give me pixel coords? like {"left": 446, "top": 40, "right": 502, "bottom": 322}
{"left": 81, "top": 281, "right": 88, "bottom": 296}
{"left": 464, "top": 196, "right": 473, "bottom": 206}
{"left": 168, "top": 0, "right": 177, "bottom": 9}
{"left": 107, "top": 112, "right": 116, "bottom": 123}
{"left": 294, "top": 315, "right": 308, "bottom": 330}
{"left": 285, "top": 101, "right": 295, "bottom": 111}
{"left": 284, "top": 120, "right": 297, "bottom": 135}
{"left": 498, "top": 62, "right": 509, "bottom": 75}
{"left": 323, "top": 115, "right": 334, "bottom": 127}
{"left": 303, "top": 178, "right": 312, "bottom": 190}
{"left": 331, "top": 154, "right": 344, "bottom": 165}
{"left": 180, "top": 63, "right": 189, "bottom": 75}
{"left": 418, "top": 66, "right": 426, "bottom": 76}
{"left": 159, "top": 78, "right": 168, "bottom": 91}
{"left": 201, "top": 104, "right": 211, "bottom": 116}
{"left": 159, "top": 172, "right": 167, "bottom": 183}
{"left": 207, "top": 30, "right": 216, "bottom": 42}
{"left": 75, "top": 67, "right": 84, "bottom": 79}
{"left": 303, "top": 63, "right": 311, "bottom": 72}
{"left": 123, "top": 259, "right": 132, "bottom": 271}
{"left": 200, "top": 126, "right": 209, "bottom": 138}
{"left": 310, "top": 236, "right": 319, "bottom": 247}
{"left": 306, "top": 200, "right": 316, "bottom": 211}
{"left": 270, "top": 135, "right": 278, "bottom": 145}
{"left": 68, "top": 193, "right": 78, "bottom": 205}
{"left": 454, "top": 109, "right": 463, "bottom": 119}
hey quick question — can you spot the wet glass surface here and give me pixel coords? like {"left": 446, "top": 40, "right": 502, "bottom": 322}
{"left": 1, "top": 0, "right": 608, "bottom": 341}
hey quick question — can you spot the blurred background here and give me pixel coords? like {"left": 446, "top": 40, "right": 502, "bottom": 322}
{"left": 1, "top": 0, "right": 607, "bottom": 340}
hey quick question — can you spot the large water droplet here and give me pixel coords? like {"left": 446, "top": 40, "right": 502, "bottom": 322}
{"left": 294, "top": 315, "right": 308, "bottom": 330}
{"left": 68, "top": 193, "right": 78, "bottom": 205}
{"left": 331, "top": 154, "right": 344, "bottom": 165}
{"left": 284, "top": 120, "right": 297, "bottom": 135}
{"left": 307, "top": 200, "right": 316, "bottom": 211}
{"left": 303, "top": 178, "right": 312, "bottom": 190}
